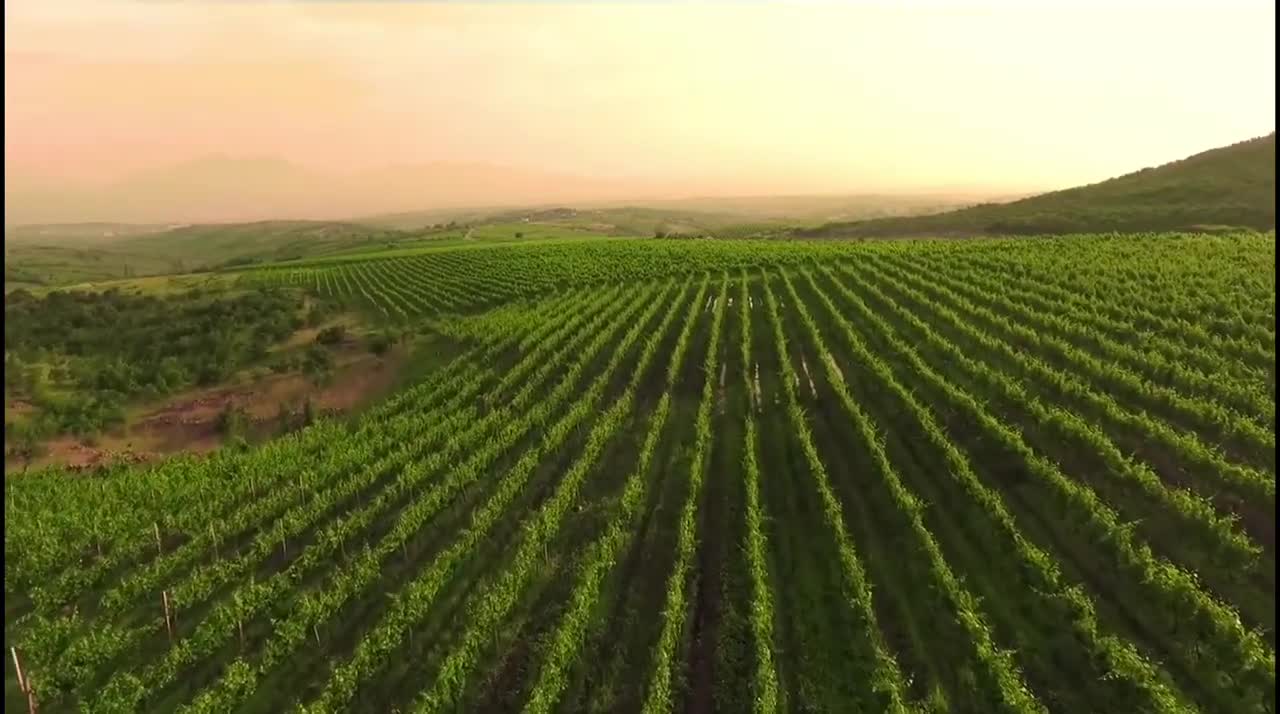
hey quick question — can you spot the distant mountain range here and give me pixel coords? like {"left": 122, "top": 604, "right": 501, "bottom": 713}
{"left": 9, "top": 133, "right": 1273, "bottom": 233}
{"left": 3, "top": 157, "right": 671, "bottom": 225}
{"left": 798, "top": 133, "right": 1276, "bottom": 238}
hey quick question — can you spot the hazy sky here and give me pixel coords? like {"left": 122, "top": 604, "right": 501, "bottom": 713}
{"left": 5, "top": 0, "right": 1276, "bottom": 199}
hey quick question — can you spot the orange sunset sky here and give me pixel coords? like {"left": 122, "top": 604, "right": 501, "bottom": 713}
{"left": 4, "top": 0, "right": 1276, "bottom": 222}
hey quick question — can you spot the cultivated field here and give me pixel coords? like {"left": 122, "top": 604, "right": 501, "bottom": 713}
{"left": 5, "top": 233, "right": 1275, "bottom": 713}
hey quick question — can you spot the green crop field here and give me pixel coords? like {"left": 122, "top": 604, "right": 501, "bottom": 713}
{"left": 4, "top": 232, "right": 1275, "bottom": 714}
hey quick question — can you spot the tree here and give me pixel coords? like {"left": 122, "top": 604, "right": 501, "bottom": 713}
{"left": 515, "top": 231, "right": 524, "bottom": 239}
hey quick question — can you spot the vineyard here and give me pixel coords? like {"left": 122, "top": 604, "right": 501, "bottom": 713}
{"left": 5, "top": 233, "right": 1276, "bottom": 713}
{"left": 237, "top": 239, "right": 863, "bottom": 319}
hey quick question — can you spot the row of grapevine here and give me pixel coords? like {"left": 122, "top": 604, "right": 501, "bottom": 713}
{"left": 6, "top": 232, "right": 1274, "bottom": 713}
{"left": 830, "top": 261, "right": 1274, "bottom": 713}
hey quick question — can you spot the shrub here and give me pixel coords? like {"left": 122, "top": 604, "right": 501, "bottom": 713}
{"left": 216, "top": 404, "right": 248, "bottom": 440}
{"left": 316, "top": 325, "right": 346, "bottom": 345}
{"left": 369, "top": 332, "right": 394, "bottom": 356}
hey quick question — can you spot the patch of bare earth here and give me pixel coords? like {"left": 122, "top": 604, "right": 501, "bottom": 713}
{"left": 7, "top": 346, "right": 409, "bottom": 474}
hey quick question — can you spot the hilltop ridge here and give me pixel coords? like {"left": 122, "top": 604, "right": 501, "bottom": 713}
{"left": 798, "top": 133, "right": 1276, "bottom": 237}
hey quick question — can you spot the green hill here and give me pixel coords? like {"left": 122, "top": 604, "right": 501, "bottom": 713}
{"left": 798, "top": 133, "right": 1276, "bottom": 238}
{"left": 114, "top": 220, "right": 406, "bottom": 267}
{"left": 3, "top": 221, "right": 408, "bottom": 288}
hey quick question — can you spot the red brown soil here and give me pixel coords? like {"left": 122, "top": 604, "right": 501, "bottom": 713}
{"left": 7, "top": 346, "right": 408, "bottom": 474}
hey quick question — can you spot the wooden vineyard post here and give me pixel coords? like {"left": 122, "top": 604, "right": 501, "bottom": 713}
{"left": 12, "top": 647, "right": 37, "bottom": 713}
{"left": 162, "top": 590, "right": 175, "bottom": 643}
{"left": 11, "top": 647, "right": 27, "bottom": 695}
{"left": 154, "top": 522, "right": 163, "bottom": 555}
{"left": 800, "top": 354, "right": 817, "bottom": 399}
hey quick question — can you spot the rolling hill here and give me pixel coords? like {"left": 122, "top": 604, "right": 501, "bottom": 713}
{"left": 797, "top": 133, "right": 1277, "bottom": 238}
{"left": 3, "top": 220, "right": 407, "bottom": 288}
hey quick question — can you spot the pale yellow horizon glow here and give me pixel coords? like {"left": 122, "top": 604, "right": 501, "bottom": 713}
{"left": 4, "top": 0, "right": 1276, "bottom": 220}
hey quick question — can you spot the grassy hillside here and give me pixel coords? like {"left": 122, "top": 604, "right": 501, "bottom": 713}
{"left": 4, "top": 219, "right": 628, "bottom": 290}
{"left": 113, "top": 221, "right": 407, "bottom": 267}
{"left": 358, "top": 194, "right": 995, "bottom": 235}
{"left": 798, "top": 134, "right": 1276, "bottom": 238}
{"left": 3, "top": 244, "right": 180, "bottom": 289}
{"left": 4, "top": 221, "right": 409, "bottom": 288}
